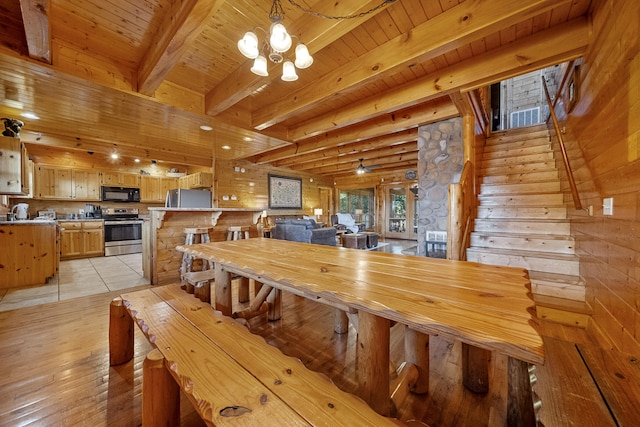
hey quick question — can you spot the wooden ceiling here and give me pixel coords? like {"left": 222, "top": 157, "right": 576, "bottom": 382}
{"left": 0, "top": 0, "right": 591, "bottom": 179}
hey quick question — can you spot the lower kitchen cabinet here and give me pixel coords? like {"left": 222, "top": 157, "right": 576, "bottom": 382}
{"left": 59, "top": 220, "right": 104, "bottom": 259}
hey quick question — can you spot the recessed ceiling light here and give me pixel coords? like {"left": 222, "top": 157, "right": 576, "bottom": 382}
{"left": 221, "top": 145, "right": 231, "bottom": 150}
{"left": 134, "top": 158, "right": 140, "bottom": 163}
{"left": 200, "top": 125, "right": 213, "bottom": 131}
{"left": 242, "top": 136, "right": 253, "bottom": 142}
{"left": 21, "top": 112, "right": 39, "bottom": 120}
{"left": 111, "top": 153, "right": 118, "bottom": 159}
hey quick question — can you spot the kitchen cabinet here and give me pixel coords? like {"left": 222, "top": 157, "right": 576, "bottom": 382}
{"left": 73, "top": 169, "right": 101, "bottom": 201}
{"left": 141, "top": 175, "right": 178, "bottom": 203}
{"left": 35, "top": 165, "right": 73, "bottom": 199}
{"left": 178, "top": 172, "right": 212, "bottom": 189}
{"left": 0, "top": 137, "right": 31, "bottom": 195}
{"left": 35, "top": 165, "right": 101, "bottom": 200}
{"left": 0, "top": 221, "right": 59, "bottom": 288}
{"left": 101, "top": 171, "right": 140, "bottom": 187}
{"left": 59, "top": 220, "right": 104, "bottom": 259}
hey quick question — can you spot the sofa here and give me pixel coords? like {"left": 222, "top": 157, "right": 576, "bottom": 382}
{"left": 272, "top": 219, "right": 336, "bottom": 246}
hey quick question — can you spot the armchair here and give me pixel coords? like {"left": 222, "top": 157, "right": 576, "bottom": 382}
{"left": 331, "top": 213, "right": 361, "bottom": 233}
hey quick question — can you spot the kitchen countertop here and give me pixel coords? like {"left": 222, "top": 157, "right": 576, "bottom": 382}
{"left": 0, "top": 219, "right": 58, "bottom": 225}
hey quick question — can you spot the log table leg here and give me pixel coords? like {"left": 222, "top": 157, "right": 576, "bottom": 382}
{"left": 334, "top": 309, "right": 349, "bottom": 334}
{"left": 405, "top": 327, "right": 429, "bottom": 394}
{"left": 143, "top": 349, "right": 180, "bottom": 426}
{"left": 507, "top": 357, "right": 536, "bottom": 427}
{"left": 238, "top": 276, "right": 250, "bottom": 303}
{"left": 266, "top": 288, "right": 282, "bottom": 321}
{"left": 109, "top": 297, "right": 134, "bottom": 366}
{"left": 214, "top": 264, "right": 233, "bottom": 316}
{"left": 462, "top": 343, "right": 490, "bottom": 394}
{"left": 357, "top": 310, "right": 391, "bottom": 416}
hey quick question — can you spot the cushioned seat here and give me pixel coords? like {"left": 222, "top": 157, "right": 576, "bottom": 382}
{"left": 331, "top": 213, "right": 360, "bottom": 233}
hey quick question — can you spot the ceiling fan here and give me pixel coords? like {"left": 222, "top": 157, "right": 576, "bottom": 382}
{"left": 356, "top": 158, "right": 380, "bottom": 174}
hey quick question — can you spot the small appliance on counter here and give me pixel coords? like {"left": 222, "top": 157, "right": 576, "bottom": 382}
{"left": 84, "top": 204, "right": 102, "bottom": 218}
{"left": 10, "top": 203, "right": 29, "bottom": 220}
{"left": 37, "top": 209, "right": 57, "bottom": 220}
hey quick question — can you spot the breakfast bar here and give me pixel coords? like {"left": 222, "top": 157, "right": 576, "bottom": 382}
{"left": 177, "top": 238, "right": 545, "bottom": 424}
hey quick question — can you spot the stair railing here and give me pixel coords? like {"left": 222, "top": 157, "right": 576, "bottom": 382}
{"left": 541, "top": 76, "right": 583, "bottom": 210}
{"left": 447, "top": 160, "right": 474, "bottom": 260}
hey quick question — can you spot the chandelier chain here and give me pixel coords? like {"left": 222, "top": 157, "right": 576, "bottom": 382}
{"left": 286, "top": 0, "right": 397, "bottom": 20}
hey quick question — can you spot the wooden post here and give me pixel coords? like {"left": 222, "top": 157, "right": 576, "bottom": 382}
{"left": 266, "top": 288, "right": 282, "bottom": 321}
{"left": 462, "top": 343, "right": 490, "bottom": 394}
{"left": 214, "top": 263, "right": 233, "bottom": 316}
{"left": 238, "top": 276, "right": 250, "bottom": 303}
{"left": 404, "top": 327, "right": 429, "bottom": 394}
{"left": 507, "top": 357, "right": 536, "bottom": 427}
{"left": 357, "top": 310, "right": 390, "bottom": 416}
{"left": 194, "top": 281, "right": 210, "bottom": 303}
{"left": 143, "top": 349, "right": 180, "bottom": 426}
{"left": 334, "top": 309, "right": 349, "bottom": 334}
{"left": 109, "top": 297, "right": 134, "bottom": 366}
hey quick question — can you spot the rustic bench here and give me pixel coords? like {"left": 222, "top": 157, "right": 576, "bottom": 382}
{"left": 109, "top": 283, "right": 407, "bottom": 426}
{"left": 531, "top": 336, "right": 640, "bottom": 426}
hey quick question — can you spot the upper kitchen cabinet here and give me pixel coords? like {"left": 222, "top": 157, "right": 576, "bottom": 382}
{"left": 101, "top": 171, "right": 141, "bottom": 187}
{"left": 140, "top": 175, "right": 178, "bottom": 203}
{"left": 0, "top": 137, "right": 32, "bottom": 195}
{"left": 73, "top": 170, "right": 102, "bottom": 201}
{"left": 35, "top": 165, "right": 73, "bottom": 199}
{"left": 35, "top": 165, "right": 101, "bottom": 201}
{"left": 178, "top": 172, "right": 213, "bottom": 189}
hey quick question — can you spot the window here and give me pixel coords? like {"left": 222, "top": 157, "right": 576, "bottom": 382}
{"left": 339, "top": 188, "right": 375, "bottom": 229}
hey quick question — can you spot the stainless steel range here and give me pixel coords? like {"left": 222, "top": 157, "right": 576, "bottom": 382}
{"left": 102, "top": 208, "right": 143, "bottom": 256}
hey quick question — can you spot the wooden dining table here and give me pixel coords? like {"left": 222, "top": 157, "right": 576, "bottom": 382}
{"left": 176, "top": 238, "right": 544, "bottom": 425}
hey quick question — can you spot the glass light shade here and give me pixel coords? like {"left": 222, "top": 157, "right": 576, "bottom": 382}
{"left": 269, "top": 23, "right": 292, "bottom": 53}
{"left": 281, "top": 60, "right": 298, "bottom": 81}
{"left": 250, "top": 55, "right": 269, "bottom": 76}
{"left": 294, "top": 43, "right": 313, "bottom": 69}
{"left": 237, "top": 31, "right": 259, "bottom": 59}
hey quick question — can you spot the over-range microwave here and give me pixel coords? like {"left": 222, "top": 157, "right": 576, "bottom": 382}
{"left": 101, "top": 186, "right": 141, "bottom": 203}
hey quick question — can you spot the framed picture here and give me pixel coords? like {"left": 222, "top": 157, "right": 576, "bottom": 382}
{"left": 268, "top": 174, "right": 302, "bottom": 209}
{"left": 566, "top": 65, "right": 579, "bottom": 113}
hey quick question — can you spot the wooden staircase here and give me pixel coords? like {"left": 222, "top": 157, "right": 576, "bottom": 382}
{"left": 466, "top": 125, "right": 591, "bottom": 327}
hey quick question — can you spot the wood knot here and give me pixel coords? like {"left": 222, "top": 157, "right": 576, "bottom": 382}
{"left": 220, "top": 405, "right": 252, "bottom": 417}
{"left": 274, "top": 379, "right": 282, "bottom": 385}
{"left": 320, "top": 266, "right": 329, "bottom": 273}
{"left": 286, "top": 368, "right": 292, "bottom": 375}
{"left": 327, "top": 403, "right": 335, "bottom": 409}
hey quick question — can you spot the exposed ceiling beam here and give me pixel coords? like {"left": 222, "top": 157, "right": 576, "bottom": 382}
{"left": 137, "top": 0, "right": 227, "bottom": 96}
{"left": 286, "top": 16, "right": 589, "bottom": 142}
{"left": 273, "top": 128, "right": 418, "bottom": 168}
{"left": 325, "top": 155, "right": 419, "bottom": 176}
{"left": 18, "top": 0, "right": 51, "bottom": 63}
{"left": 252, "top": 0, "right": 572, "bottom": 130}
{"left": 250, "top": 98, "right": 457, "bottom": 164}
{"left": 204, "top": 0, "right": 387, "bottom": 116}
{"left": 290, "top": 141, "right": 417, "bottom": 172}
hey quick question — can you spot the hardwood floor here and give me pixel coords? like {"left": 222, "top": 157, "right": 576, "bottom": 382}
{"left": 0, "top": 240, "right": 592, "bottom": 426}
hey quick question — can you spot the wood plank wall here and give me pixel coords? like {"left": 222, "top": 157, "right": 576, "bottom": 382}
{"left": 555, "top": 0, "right": 640, "bottom": 354}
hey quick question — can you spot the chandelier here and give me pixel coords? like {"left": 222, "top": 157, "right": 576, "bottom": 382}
{"left": 237, "top": 0, "right": 313, "bottom": 81}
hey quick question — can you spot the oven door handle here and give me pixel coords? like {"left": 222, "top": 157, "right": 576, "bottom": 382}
{"left": 104, "top": 220, "right": 143, "bottom": 225}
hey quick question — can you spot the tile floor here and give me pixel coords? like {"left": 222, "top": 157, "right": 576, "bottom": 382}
{"left": 0, "top": 239, "right": 420, "bottom": 313}
{"left": 0, "top": 253, "right": 149, "bottom": 312}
